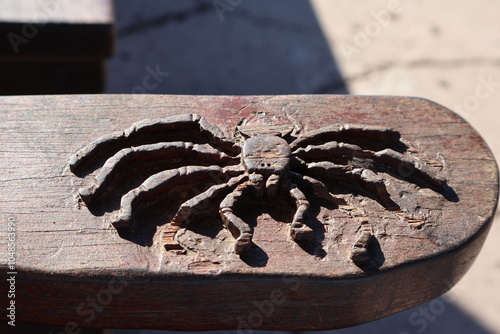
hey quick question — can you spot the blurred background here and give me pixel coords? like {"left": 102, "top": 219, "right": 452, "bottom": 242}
{"left": 2, "top": 0, "right": 499, "bottom": 333}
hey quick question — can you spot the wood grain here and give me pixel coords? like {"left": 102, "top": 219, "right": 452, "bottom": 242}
{"left": 0, "top": 94, "right": 497, "bottom": 330}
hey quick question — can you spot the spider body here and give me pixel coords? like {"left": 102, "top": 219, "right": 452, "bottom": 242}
{"left": 222, "top": 134, "right": 313, "bottom": 253}
{"left": 70, "top": 114, "right": 447, "bottom": 261}
{"left": 242, "top": 134, "right": 291, "bottom": 176}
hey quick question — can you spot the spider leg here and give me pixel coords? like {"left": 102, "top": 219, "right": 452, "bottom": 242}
{"left": 161, "top": 174, "right": 247, "bottom": 250}
{"left": 113, "top": 165, "right": 239, "bottom": 230}
{"left": 372, "top": 149, "right": 446, "bottom": 186}
{"left": 290, "top": 124, "right": 401, "bottom": 151}
{"left": 294, "top": 142, "right": 446, "bottom": 187}
{"left": 293, "top": 141, "right": 364, "bottom": 161}
{"left": 69, "top": 114, "right": 239, "bottom": 175}
{"left": 293, "top": 159, "right": 398, "bottom": 210}
{"left": 79, "top": 141, "right": 238, "bottom": 207}
{"left": 289, "top": 171, "right": 339, "bottom": 204}
{"left": 265, "top": 174, "right": 280, "bottom": 198}
{"left": 282, "top": 177, "right": 314, "bottom": 241}
{"left": 350, "top": 221, "right": 374, "bottom": 263}
{"left": 219, "top": 174, "right": 264, "bottom": 254}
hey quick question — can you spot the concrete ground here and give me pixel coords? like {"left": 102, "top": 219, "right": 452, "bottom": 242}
{"left": 106, "top": 0, "right": 500, "bottom": 333}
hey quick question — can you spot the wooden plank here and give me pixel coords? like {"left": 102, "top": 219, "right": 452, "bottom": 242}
{"left": 0, "top": 60, "right": 104, "bottom": 95}
{"left": 0, "top": 94, "right": 497, "bottom": 330}
{"left": 0, "top": 0, "right": 113, "bottom": 94}
{"left": 0, "top": 322, "right": 106, "bottom": 334}
{"left": 0, "top": 0, "right": 112, "bottom": 24}
{"left": 0, "top": 0, "right": 114, "bottom": 58}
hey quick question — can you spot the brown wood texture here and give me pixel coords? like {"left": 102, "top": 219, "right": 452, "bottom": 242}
{"left": 0, "top": 94, "right": 497, "bottom": 331}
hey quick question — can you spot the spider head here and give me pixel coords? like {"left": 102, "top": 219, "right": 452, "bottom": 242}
{"left": 242, "top": 134, "right": 291, "bottom": 176}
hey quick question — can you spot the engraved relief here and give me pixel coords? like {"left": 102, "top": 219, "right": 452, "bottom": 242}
{"left": 69, "top": 114, "right": 450, "bottom": 266}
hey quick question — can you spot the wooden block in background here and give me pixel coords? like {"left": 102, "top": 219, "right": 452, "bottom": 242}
{"left": 0, "top": 94, "right": 497, "bottom": 330}
{"left": 0, "top": 322, "right": 107, "bottom": 334}
{"left": 0, "top": 0, "right": 114, "bottom": 94}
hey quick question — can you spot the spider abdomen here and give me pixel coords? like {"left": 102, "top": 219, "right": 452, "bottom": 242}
{"left": 242, "top": 134, "right": 291, "bottom": 176}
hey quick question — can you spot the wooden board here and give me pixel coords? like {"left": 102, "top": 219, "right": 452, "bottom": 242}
{"left": 0, "top": 61, "right": 105, "bottom": 95}
{"left": 0, "top": 0, "right": 114, "bottom": 58}
{"left": 0, "top": 94, "right": 497, "bottom": 330}
{"left": 0, "top": 0, "right": 112, "bottom": 24}
{"left": 0, "top": 0, "right": 113, "bottom": 95}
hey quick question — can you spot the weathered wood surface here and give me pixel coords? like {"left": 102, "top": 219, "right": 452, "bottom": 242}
{"left": 0, "top": 0, "right": 113, "bottom": 94}
{"left": 0, "top": 94, "right": 497, "bottom": 330}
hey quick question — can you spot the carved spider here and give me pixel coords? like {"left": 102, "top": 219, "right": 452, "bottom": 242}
{"left": 70, "top": 114, "right": 446, "bottom": 261}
